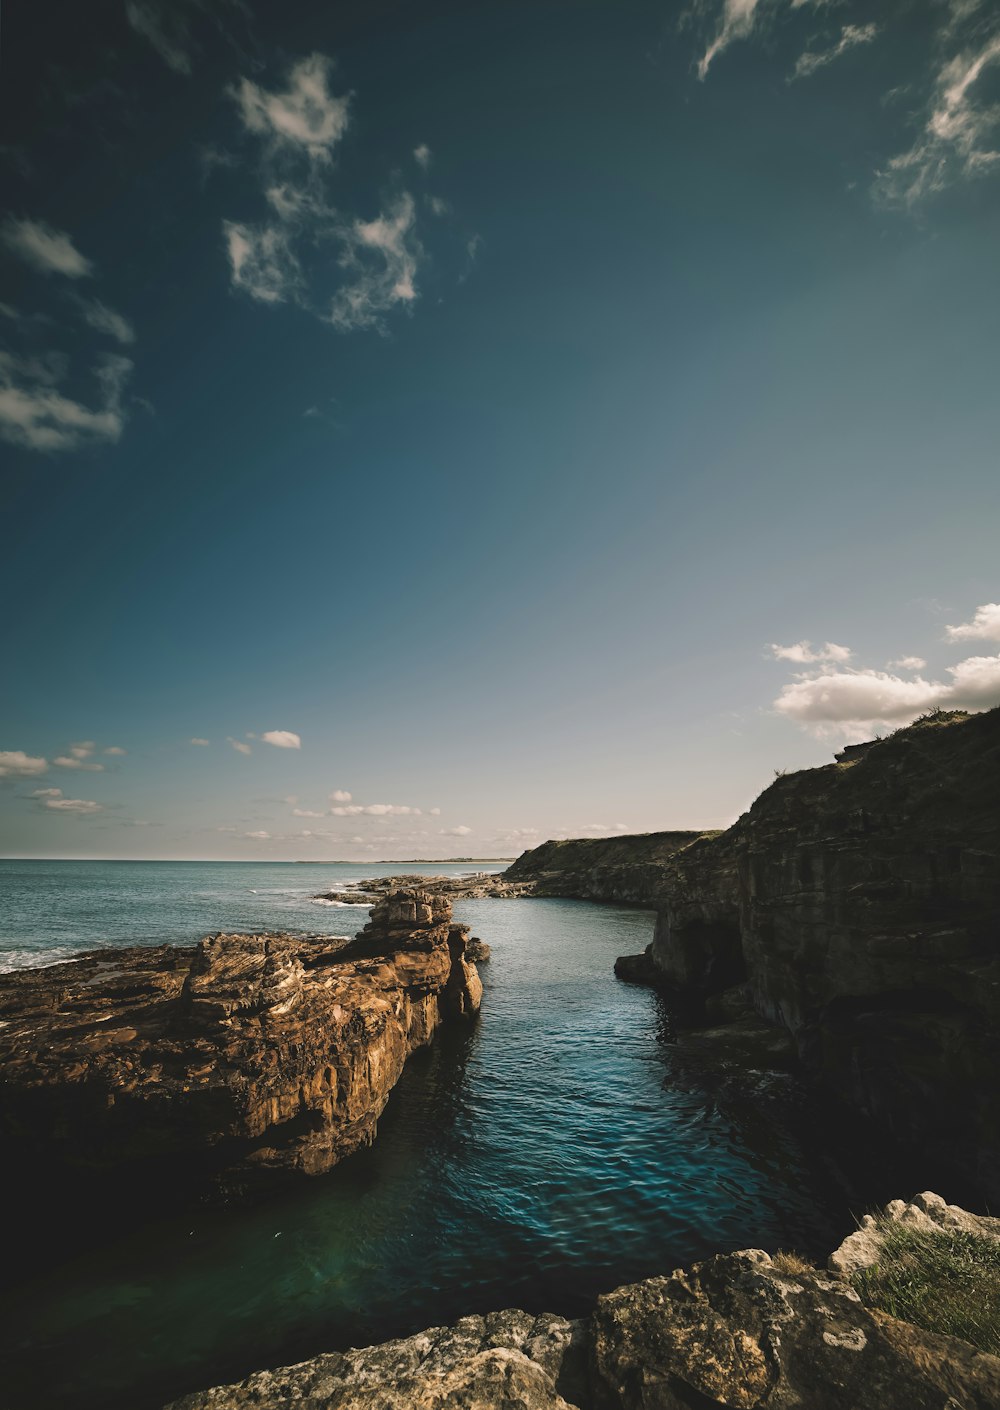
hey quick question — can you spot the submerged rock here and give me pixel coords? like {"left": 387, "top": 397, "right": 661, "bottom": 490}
{"left": 0, "top": 889, "right": 482, "bottom": 1202}
{"left": 166, "top": 1194, "right": 1000, "bottom": 1409}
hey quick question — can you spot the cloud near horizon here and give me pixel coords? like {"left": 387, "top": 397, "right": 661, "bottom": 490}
{"left": 770, "top": 640, "right": 852, "bottom": 665}
{"left": 30, "top": 786, "right": 101, "bottom": 814}
{"left": 771, "top": 602, "right": 1000, "bottom": 737}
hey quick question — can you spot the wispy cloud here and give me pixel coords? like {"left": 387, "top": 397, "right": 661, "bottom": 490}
{"left": 0, "top": 352, "right": 132, "bottom": 452}
{"left": 260, "top": 729, "right": 301, "bottom": 749}
{"left": 888, "top": 656, "right": 927, "bottom": 671}
{"left": 0, "top": 750, "right": 47, "bottom": 779}
{"left": 104, "top": 745, "right": 127, "bottom": 756}
{"left": 791, "top": 24, "right": 880, "bottom": 83}
{"left": 79, "top": 299, "right": 135, "bottom": 345}
{"left": 126, "top": 0, "right": 194, "bottom": 74}
{"left": 329, "top": 193, "right": 421, "bottom": 332}
{"left": 227, "top": 736, "right": 252, "bottom": 755}
{"left": 232, "top": 54, "right": 350, "bottom": 161}
{"left": 190, "top": 737, "right": 210, "bottom": 746}
{"left": 31, "top": 786, "right": 102, "bottom": 814}
{"left": 414, "top": 143, "right": 432, "bottom": 170}
{"left": 54, "top": 754, "right": 105, "bottom": 772}
{"left": 946, "top": 602, "right": 1000, "bottom": 642}
{"left": 2, "top": 218, "right": 93, "bottom": 277}
{"left": 876, "top": 29, "right": 1000, "bottom": 207}
{"left": 222, "top": 54, "right": 430, "bottom": 334}
{"left": 329, "top": 800, "right": 429, "bottom": 816}
{"left": 440, "top": 824, "right": 472, "bottom": 836}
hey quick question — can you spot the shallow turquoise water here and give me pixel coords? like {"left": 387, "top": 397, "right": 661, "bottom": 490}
{"left": 0, "top": 863, "right": 880, "bottom": 1408}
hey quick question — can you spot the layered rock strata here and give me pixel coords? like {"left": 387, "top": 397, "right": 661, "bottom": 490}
{"left": 0, "top": 889, "right": 482, "bottom": 1200}
{"left": 167, "top": 1192, "right": 1000, "bottom": 1410}
{"left": 617, "top": 708, "right": 1000, "bottom": 1200}
{"left": 503, "top": 831, "right": 713, "bottom": 904}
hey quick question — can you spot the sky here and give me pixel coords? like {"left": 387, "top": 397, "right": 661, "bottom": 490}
{"left": 1, "top": 0, "right": 999, "bottom": 862}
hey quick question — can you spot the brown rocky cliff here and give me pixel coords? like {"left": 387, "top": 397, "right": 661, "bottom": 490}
{"left": 503, "top": 831, "right": 713, "bottom": 904}
{"left": 0, "top": 888, "right": 482, "bottom": 1202}
{"left": 639, "top": 707, "right": 1000, "bottom": 1200}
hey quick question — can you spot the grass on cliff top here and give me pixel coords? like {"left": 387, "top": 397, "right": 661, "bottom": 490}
{"left": 851, "top": 1219, "right": 1000, "bottom": 1355}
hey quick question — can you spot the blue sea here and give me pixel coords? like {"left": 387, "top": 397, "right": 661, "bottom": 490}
{"left": 0, "top": 861, "right": 891, "bottom": 1409}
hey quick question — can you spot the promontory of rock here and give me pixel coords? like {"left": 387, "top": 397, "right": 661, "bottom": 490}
{"left": 614, "top": 706, "right": 1000, "bottom": 1202}
{"left": 166, "top": 1191, "right": 1000, "bottom": 1410}
{"left": 0, "top": 889, "right": 482, "bottom": 1203}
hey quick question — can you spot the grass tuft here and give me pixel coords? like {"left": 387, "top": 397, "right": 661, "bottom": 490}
{"left": 851, "top": 1219, "right": 1000, "bottom": 1355}
{"left": 772, "top": 1250, "right": 814, "bottom": 1276}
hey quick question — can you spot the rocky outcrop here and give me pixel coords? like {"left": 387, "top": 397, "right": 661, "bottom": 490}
{"left": 315, "top": 872, "right": 535, "bottom": 904}
{"left": 0, "top": 889, "right": 482, "bottom": 1202}
{"left": 503, "top": 831, "right": 713, "bottom": 904}
{"left": 829, "top": 1189, "right": 1000, "bottom": 1277}
{"left": 166, "top": 1193, "right": 1000, "bottom": 1410}
{"left": 619, "top": 708, "right": 1000, "bottom": 1201}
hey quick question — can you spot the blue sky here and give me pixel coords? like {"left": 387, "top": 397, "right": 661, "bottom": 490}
{"left": 1, "top": 0, "right": 999, "bottom": 860}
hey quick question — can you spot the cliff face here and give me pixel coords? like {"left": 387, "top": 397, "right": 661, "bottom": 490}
{"left": 645, "top": 708, "right": 1000, "bottom": 1200}
{"left": 0, "top": 889, "right": 482, "bottom": 1200}
{"left": 503, "top": 831, "right": 712, "bottom": 904}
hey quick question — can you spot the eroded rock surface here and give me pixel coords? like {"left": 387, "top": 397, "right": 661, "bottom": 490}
{"left": 315, "top": 873, "right": 535, "bottom": 904}
{"left": 503, "top": 832, "right": 712, "bottom": 905}
{"left": 0, "top": 889, "right": 482, "bottom": 1200}
{"left": 829, "top": 1189, "right": 1000, "bottom": 1277}
{"left": 165, "top": 1197, "right": 1000, "bottom": 1409}
{"left": 618, "top": 708, "right": 1000, "bottom": 1199}
{"left": 167, "top": 1311, "right": 588, "bottom": 1410}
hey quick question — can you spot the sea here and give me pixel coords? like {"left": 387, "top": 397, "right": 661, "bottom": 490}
{"left": 0, "top": 860, "right": 894, "bottom": 1409}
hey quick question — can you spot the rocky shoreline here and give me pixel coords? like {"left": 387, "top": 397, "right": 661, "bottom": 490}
{"left": 167, "top": 1190, "right": 1000, "bottom": 1409}
{"left": 0, "top": 889, "right": 482, "bottom": 1204}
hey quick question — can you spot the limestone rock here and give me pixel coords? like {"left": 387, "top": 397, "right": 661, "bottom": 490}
{"left": 829, "top": 1190, "right": 1000, "bottom": 1277}
{"left": 0, "top": 889, "right": 482, "bottom": 1202}
{"left": 165, "top": 1310, "right": 588, "bottom": 1410}
{"left": 589, "top": 1250, "right": 1000, "bottom": 1410}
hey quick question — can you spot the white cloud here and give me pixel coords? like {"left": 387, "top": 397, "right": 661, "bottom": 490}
{"left": 232, "top": 54, "right": 350, "bottom": 160}
{"left": 414, "top": 143, "right": 432, "bottom": 169}
{"left": 126, "top": 1, "right": 193, "bottom": 74}
{"left": 69, "top": 742, "right": 95, "bottom": 759}
{"left": 190, "top": 737, "right": 210, "bottom": 746}
{"left": 876, "top": 30, "right": 1000, "bottom": 206}
{"left": 31, "top": 787, "right": 101, "bottom": 814}
{"left": 223, "top": 220, "right": 303, "bottom": 305}
{"left": 773, "top": 655, "right": 1000, "bottom": 736}
{"left": 0, "top": 351, "right": 132, "bottom": 452}
{"left": 0, "top": 750, "right": 47, "bottom": 778}
{"left": 244, "top": 830, "right": 271, "bottom": 840}
{"left": 80, "top": 299, "right": 135, "bottom": 344}
{"left": 697, "top": 0, "right": 764, "bottom": 79}
{"left": 429, "top": 807, "right": 441, "bottom": 816}
{"left": 328, "top": 193, "right": 422, "bottom": 332}
{"left": 260, "top": 729, "right": 301, "bottom": 749}
{"left": 946, "top": 602, "right": 1000, "bottom": 642}
{"left": 329, "top": 801, "right": 425, "bottom": 816}
{"left": 791, "top": 23, "right": 880, "bottom": 82}
{"left": 440, "top": 825, "right": 472, "bottom": 837}
{"left": 104, "top": 745, "right": 127, "bottom": 755}
{"left": 329, "top": 789, "right": 352, "bottom": 803}
{"left": 888, "top": 656, "right": 927, "bottom": 671}
{"left": 227, "top": 737, "right": 252, "bottom": 755}
{"left": 770, "top": 640, "right": 852, "bottom": 664}
{"left": 2, "top": 218, "right": 93, "bottom": 277}
{"left": 293, "top": 807, "right": 324, "bottom": 817}
{"left": 54, "top": 754, "right": 104, "bottom": 772}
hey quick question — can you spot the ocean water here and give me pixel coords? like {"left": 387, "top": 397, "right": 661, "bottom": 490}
{"left": 0, "top": 862, "right": 887, "bottom": 1409}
